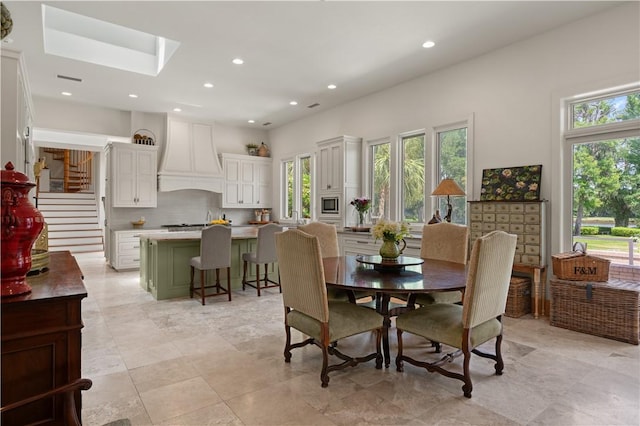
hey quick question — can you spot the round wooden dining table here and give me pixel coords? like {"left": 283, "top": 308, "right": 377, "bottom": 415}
{"left": 322, "top": 255, "right": 467, "bottom": 367}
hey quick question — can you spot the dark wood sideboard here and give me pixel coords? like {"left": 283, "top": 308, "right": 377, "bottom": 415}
{"left": 1, "top": 251, "right": 88, "bottom": 425}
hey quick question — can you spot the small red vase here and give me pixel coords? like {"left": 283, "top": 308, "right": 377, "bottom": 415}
{"left": 1, "top": 162, "right": 44, "bottom": 297}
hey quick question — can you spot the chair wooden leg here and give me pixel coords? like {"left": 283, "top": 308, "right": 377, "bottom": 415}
{"left": 320, "top": 344, "right": 330, "bottom": 388}
{"left": 200, "top": 269, "right": 206, "bottom": 305}
{"left": 189, "top": 266, "right": 194, "bottom": 298}
{"left": 226, "top": 266, "right": 232, "bottom": 301}
{"left": 494, "top": 334, "right": 504, "bottom": 375}
{"left": 256, "top": 263, "right": 261, "bottom": 296}
{"left": 395, "top": 328, "right": 404, "bottom": 372}
{"left": 462, "top": 348, "right": 472, "bottom": 398}
{"left": 242, "top": 261, "right": 247, "bottom": 290}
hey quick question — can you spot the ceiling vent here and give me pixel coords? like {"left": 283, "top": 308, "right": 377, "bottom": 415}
{"left": 57, "top": 74, "right": 82, "bottom": 82}
{"left": 307, "top": 103, "right": 320, "bottom": 108}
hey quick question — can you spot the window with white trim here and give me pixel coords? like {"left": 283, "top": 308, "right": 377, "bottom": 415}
{"left": 564, "top": 88, "right": 640, "bottom": 267}
{"left": 365, "top": 118, "right": 471, "bottom": 226}
{"left": 281, "top": 154, "right": 313, "bottom": 220}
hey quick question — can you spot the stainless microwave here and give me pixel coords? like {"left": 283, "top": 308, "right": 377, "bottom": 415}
{"left": 321, "top": 196, "right": 340, "bottom": 214}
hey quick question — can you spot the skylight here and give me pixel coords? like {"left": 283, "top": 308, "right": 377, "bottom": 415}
{"left": 42, "top": 5, "right": 180, "bottom": 76}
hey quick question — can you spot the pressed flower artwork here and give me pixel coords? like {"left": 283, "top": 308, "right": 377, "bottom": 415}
{"left": 480, "top": 165, "right": 542, "bottom": 201}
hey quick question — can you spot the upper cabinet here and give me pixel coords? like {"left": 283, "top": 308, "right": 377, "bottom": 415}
{"left": 316, "top": 136, "right": 362, "bottom": 227}
{"left": 158, "top": 118, "right": 224, "bottom": 192}
{"left": 220, "top": 153, "right": 272, "bottom": 208}
{"left": 1, "top": 49, "right": 34, "bottom": 178}
{"left": 107, "top": 142, "right": 157, "bottom": 207}
{"left": 317, "top": 136, "right": 361, "bottom": 194}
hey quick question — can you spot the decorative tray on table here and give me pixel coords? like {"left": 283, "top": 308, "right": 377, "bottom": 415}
{"left": 355, "top": 255, "right": 423, "bottom": 272}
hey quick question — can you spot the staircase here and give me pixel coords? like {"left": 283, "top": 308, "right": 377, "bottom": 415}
{"left": 42, "top": 148, "right": 93, "bottom": 192}
{"left": 37, "top": 192, "right": 104, "bottom": 254}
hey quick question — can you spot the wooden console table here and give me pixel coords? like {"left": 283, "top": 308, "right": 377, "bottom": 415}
{"left": 1, "top": 251, "right": 89, "bottom": 425}
{"left": 513, "top": 263, "right": 547, "bottom": 318}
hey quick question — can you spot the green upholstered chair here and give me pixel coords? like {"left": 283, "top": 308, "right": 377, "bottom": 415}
{"left": 410, "top": 222, "right": 469, "bottom": 306}
{"left": 189, "top": 224, "right": 232, "bottom": 305}
{"left": 242, "top": 223, "right": 283, "bottom": 296}
{"left": 275, "top": 229, "right": 383, "bottom": 387}
{"left": 395, "top": 230, "right": 517, "bottom": 398}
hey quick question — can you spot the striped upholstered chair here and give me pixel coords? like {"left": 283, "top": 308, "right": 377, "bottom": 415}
{"left": 275, "top": 229, "right": 383, "bottom": 387}
{"left": 410, "top": 222, "right": 469, "bottom": 306}
{"left": 297, "top": 221, "right": 352, "bottom": 302}
{"left": 395, "top": 230, "right": 517, "bottom": 398}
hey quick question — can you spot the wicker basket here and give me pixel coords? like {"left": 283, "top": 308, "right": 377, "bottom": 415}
{"left": 550, "top": 278, "right": 640, "bottom": 345}
{"left": 552, "top": 243, "right": 610, "bottom": 282}
{"left": 505, "top": 276, "right": 532, "bottom": 318}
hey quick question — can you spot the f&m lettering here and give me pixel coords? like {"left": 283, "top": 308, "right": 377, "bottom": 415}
{"left": 574, "top": 266, "right": 597, "bottom": 275}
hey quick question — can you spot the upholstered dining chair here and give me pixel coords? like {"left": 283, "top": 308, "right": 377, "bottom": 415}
{"left": 189, "top": 224, "right": 232, "bottom": 305}
{"left": 411, "top": 222, "right": 469, "bottom": 306}
{"left": 242, "top": 223, "right": 283, "bottom": 296}
{"left": 395, "top": 230, "right": 517, "bottom": 398}
{"left": 297, "top": 221, "right": 352, "bottom": 302}
{"left": 275, "top": 229, "right": 384, "bottom": 387}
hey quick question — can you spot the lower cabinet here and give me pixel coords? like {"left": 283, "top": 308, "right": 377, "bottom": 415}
{"left": 111, "top": 229, "right": 168, "bottom": 271}
{"left": 141, "top": 237, "right": 277, "bottom": 300}
{"left": 340, "top": 233, "right": 422, "bottom": 257}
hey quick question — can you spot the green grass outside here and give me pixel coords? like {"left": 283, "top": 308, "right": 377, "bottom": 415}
{"left": 573, "top": 235, "right": 639, "bottom": 253}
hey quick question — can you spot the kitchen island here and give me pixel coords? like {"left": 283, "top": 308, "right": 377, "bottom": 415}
{"left": 139, "top": 227, "right": 277, "bottom": 300}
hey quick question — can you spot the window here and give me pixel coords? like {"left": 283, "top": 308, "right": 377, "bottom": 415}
{"left": 436, "top": 126, "right": 468, "bottom": 224}
{"left": 365, "top": 118, "right": 471, "bottom": 226}
{"left": 370, "top": 139, "right": 391, "bottom": 221}
{"left": 401, "top": 133, "right": 425, "bottom": 223}
{"left": 281, "top": 154, "right": 313, "bottom": 220}
{"left": 565, "top": 89, "right": 640, "bottom": 266}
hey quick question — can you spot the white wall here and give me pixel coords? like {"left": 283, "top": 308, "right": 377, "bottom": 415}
{"left": 267, "top": 2, "right": 640, "bottom": 257}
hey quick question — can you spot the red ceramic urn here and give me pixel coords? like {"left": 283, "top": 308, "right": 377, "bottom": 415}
{"left": 1, "top": 162, "right": 44, "bottom": 297}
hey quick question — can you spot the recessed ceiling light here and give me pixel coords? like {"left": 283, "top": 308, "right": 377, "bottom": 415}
{"left": 173, "top": 107, "right": 182, "bottom": 112}
{"left": 290, "top": 101, "right": 298, "bottom": 106}
{"left": 248, "top": 120, "right": 255, "bottom": 124}
{"left": 203, "top": 82, "right": 214, "bottom": 88}
{"left": 232, "top": 58, "right": 244, "bottom": 65}
{"left": 129, "top": 93, "right": 138, "bottom": 98}
{"left": 61, "top": 91, "right": 72, "bottom": 96}
{"left": 327, "top": 84, "right": 337, "bottom": 90}
{"left": 422, "top": 40, "right": 435, "bottom": 48}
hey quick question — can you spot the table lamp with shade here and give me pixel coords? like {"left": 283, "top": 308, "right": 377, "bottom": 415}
{"left": 431, "top": 178, "right": 465, "bottom": 222}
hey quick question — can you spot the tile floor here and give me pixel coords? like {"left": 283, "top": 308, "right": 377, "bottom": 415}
{"left": 76, "top": 252, "right": 639, "bottom": 426}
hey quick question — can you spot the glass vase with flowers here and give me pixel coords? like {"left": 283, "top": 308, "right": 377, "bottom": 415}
{"left": 371, "top": 219, "right": 410, "bottom": 260}
{"left": 350, "top": 197, "right": 371, "bottom": 228}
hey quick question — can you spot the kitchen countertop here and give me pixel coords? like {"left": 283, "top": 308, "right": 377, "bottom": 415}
{"left": 140, "top": 227, "right": 259, "bottom": 241}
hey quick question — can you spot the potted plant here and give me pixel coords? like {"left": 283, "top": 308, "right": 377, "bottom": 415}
{"left": 246, "top": 143, "right": 258, "bottom": 156}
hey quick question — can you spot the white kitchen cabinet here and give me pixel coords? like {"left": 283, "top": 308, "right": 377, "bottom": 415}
{"left": 339, "top": 233, "right": 422, "bottom": 258}
{"left": 316, "top": 136, "right": 362, "bottom": 228}
{"left": 107, "top": 142, "right": 158, "bottom": 207}
{"left": 1, "top": 49, "right": 33, "bottom": 178}
{"left": 110, "top": 229, "right": 167, "bottom": 270}
{"left": 220, "top": 153, "right": 272, "bottom": 208}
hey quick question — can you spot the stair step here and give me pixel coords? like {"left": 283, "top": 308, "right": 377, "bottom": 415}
{"left": 38, "top": 204, "right": 97, "bottom": 211}
{"left": 38, "top": 192, "right": 95, "bottom": 199}
{"left": 40, "top": 210, "right": 97, "bottom": 218}
{"left": 38, "top": 198, "right": 95, "bottom": 205}
{"left": 49, "top": 244, "right": 104, "bottom": 253}
{"left": 44, "top": 216, "right": 98, "bottom": 224}
{"left": 47, "top": 224, "right": 101, "bottom": 232}
{"left": 49, "top": 236, "right": 103, "bottom": 246}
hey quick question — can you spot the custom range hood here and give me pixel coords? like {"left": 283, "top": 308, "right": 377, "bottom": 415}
{"left": 158, "top": 119, "right": 224, "bottom": 192}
